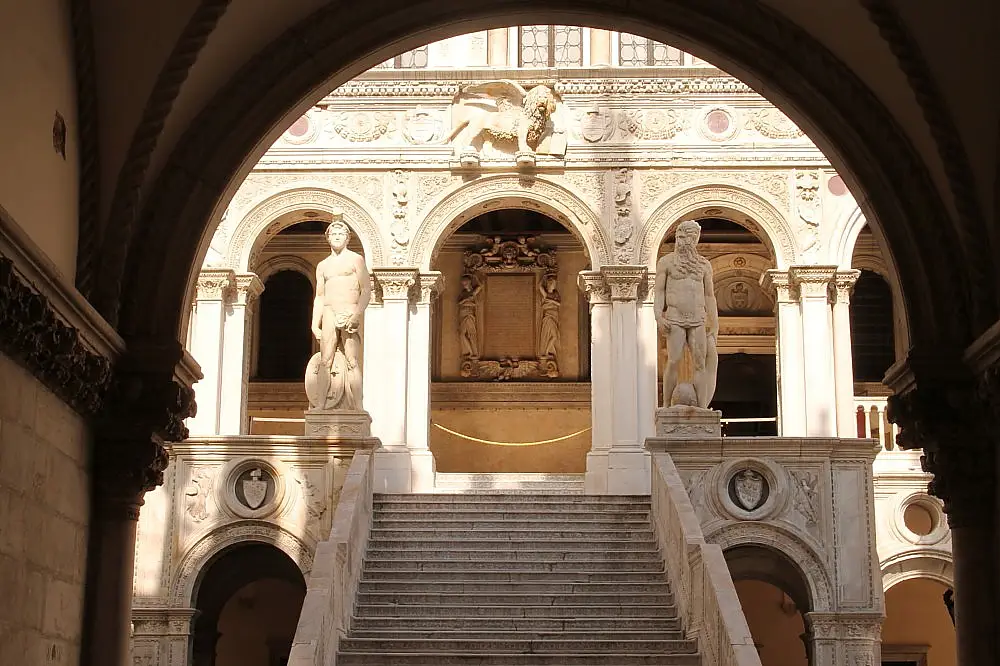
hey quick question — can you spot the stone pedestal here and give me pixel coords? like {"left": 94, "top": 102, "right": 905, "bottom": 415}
{"left": 304, "top": 409, "right": 372, "bottom": 438}
{"left": 655, "top": 405, "right": 723, "bottom": 438}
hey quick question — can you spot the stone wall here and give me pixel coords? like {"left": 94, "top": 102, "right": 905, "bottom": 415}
{"left": 0, "top": 352, "right": 90, "bottom": 665}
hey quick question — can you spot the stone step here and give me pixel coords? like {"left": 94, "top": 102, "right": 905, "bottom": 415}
{"left": 370, "top": 528, "right": 656, "bottom": 540}
{"left": 377, "top": 493, "right": 647, "bottom": 503}
{"left": 365, "top": 549, "right": 661, "bottom": 562}
{"left": 349, "top": 617, "right": 683, "bottom": 633}
{"left": 373, "top": 510, "right": 652, "bottom": 521}
{"left": 361, "top": 570, "right": 667, "bottom": 583}
{"left": 355, "top": 592, "right": 674, "bottom": 606}
{"left": 338, "top": 638, "right": 698, "bottom": 653}
{"left": 372, "top": 518, "right": 653, "bottom": 530}
{"left": 355, "top": 604, "right": 679, "bottom": 618}
{"left": 358, "top": 581, "right": 671, "bottom": 594}
{"left": 336, "top": 652, "right": 701, "bottom": 665}
{"left": 347, "top": 630, "right": 685, "bottom": 641}
{"left": 376, "top": 499, "right": 650, "bottom": 512}
{"left": 434, "top": 473, "right": 586, "bottom": 483}
{"left": 368, "top": 538, "right": 658, "bottom": 551}
{"left": 363, "top": 559, "right": 667, "bottom": 572}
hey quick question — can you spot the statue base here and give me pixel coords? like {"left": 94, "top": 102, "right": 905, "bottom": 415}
{"left": 303, "top": 409, "right": 372, "bottom": 438}
{"left": 655, "top": 405, "right": 722, "bottom": 439}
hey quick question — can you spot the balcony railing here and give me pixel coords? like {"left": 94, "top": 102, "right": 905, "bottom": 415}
{"left": 855, "top": 395, "right": 899, "bottom": 451}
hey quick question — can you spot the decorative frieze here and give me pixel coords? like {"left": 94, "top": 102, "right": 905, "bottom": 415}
{"left": 612, "top": 168, "right": 636, "bottom": 264}
{"left": 389, "top": 170, "right": 410, "bottom": 266}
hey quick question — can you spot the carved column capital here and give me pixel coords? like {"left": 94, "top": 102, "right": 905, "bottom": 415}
{"left": 805, "top": 613, "right": 882, "bottom": 641}
{"left": 196, "top": 269, "right": 235, "bottom": 302}
{"left": 760, "top": 269, "right": 798, "bottom": 303}
{"left": 788, "top": 265, "right": 838, "bottom": 301}
{"left": 416, "top": 271, "right": 444, "bottom": 305}
{"left": 578, "top": 271, "right": 611, "bottom": 305}
{"left": 600, "top": 265, "right": 647, "bottom": 301}
{"left": 233, "top": 273, "right": 264, "bottom": 307}
{"left": 372, "top": 268, "right": 418, "bottom": 301}
{"left": 831, "top": 269, "right": 860, "bottom": 305}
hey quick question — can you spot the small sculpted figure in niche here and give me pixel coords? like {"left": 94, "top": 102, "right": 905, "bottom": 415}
{"left": 538, "top": 274, "right": 561, "bottom": 360}
{"left": 308, "top": 216, "right": 371, "bottom": 410}
{"left": 653, "top": 220, "right": 719, "bottom": 408}
{"left": 457, "top": 274, "right": 483, "bottom": 359}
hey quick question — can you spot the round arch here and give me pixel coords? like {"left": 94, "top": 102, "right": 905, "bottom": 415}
{"left": 255, "top": 255, "right": 317, "bottom": 288}
{"left": 881, "top": 550, "right": 955, "bottom": 592}
{"left": 638, "top": 184, "right": 795, "bottom": 269}
{"left": 708, "top": 522, "right": 834, "bottom": 612}
{"left": 410, "top": 174, "right": 611, "bottom": 269}
{"left": 170, "top": 521, "right": 314, "bottom": 605}
{"left": 113, "top": 4, "right": 976, "bottom": 352}
{"left": 225, "top": 185, "right": 387, "bottom": 272}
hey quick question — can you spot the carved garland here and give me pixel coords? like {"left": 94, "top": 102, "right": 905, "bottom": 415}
{"left": 0, "top": 254, "right": 112, "bottom": 416}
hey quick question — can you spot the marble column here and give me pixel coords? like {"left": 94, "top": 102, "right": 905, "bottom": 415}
{"left": 219, "top": 273, "right": 263, "bottom": 435}
{"left": 830, "top": 271, "right": 859, "bottom": 437}
{"left": 804, "top": 613, "right": 882, "bottom": 666}
{"left": 188, "top": 270, "right": 234, "bottom": 435}
{"left": 370, "top": 268, "right": 417, "bottom": 492}
{"left": 790, "top": 266, "right": 838, "bottom": 437}
{"left": 637, "top": 273, "right": 658, "bottom": 443}
{"left": 406, "top": 272, "right": 443, "bottom": 492}
{"left": 579, "top": 271, "right": 613, "bottom": 494}
{"left": 590, "top": 29, "right": 612, "bottom": 66}
{"left": 762, "top": 270, "right": 806, "bottom": 436}
{"left": 487, "top": 28, "right": 509, "bottom": 66}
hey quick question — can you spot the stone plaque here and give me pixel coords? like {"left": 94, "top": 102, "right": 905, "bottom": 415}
{"left": 484, "top": 274, "right": 536, "bottom": 359}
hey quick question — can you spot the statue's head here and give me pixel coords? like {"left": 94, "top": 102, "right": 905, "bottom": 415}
{"left": 524, "top": 85, "right": 556, "bottom": 117}
{"left": 675, "top": 220, "right": 702, "bottom": 248}
{"left": 460, "top": 274, "right": 473, "bottom": 290}
{"left": 325, "top": 214, "right": 351, "bottom": 252}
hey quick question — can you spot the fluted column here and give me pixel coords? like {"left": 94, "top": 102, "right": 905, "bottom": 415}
{"left": 188, "top": 269, "right": 234, "bottom": 435}
{"left": 791, "top": 266, "right": 838, "bottom": 436}
{"left": 831, "top": 271, "right": 859, "bottom": 437}
{"left": 762, "top": 270, "right": 806, "bottom": 436}
{"left": 219, "top": 273, "right": 263, "bottom": 434}
{"left": 406, "top": 272, "right": 443, "bottom": 492}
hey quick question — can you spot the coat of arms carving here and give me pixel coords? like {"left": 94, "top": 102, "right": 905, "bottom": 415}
{"left": 730, "top": 468, "right": 768, "bottom": 512}
{"left": 241, "top": 468, "right": 269, "bottom": 510}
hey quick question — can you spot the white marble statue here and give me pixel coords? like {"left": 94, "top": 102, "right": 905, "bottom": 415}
{"left": 457, "top": 274, "right": 482, "bottom": 358}
{"left": 653, "top": 220, "right": 719, "bottom": 409}
{"left": 538, "top": 274, "right": 561, "bottom": 360}
{"left": 306, "top": 216, "right": 371, "bottom": 411}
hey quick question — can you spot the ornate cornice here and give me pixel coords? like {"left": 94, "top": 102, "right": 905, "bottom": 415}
{"left": 372, "top": 268, "right": 418, "bottom": 301}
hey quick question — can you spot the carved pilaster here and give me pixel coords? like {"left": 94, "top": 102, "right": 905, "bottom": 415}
{"left": 372, "top": 268, "right": 418, "bottom": 302}
{"left": 600, "top": 265, "right": 647, "bottom": 301}
{"left": 805, "top": 613, "right": 882, "bottom": 666}
{"left": 831, "top": 269, "right": 860, "bottom": 305}
{"left": 233, "top": 273, "right": 264, "bottom": 307}
{"left": 788, "top": 265, "right": 838, "bottom": 302}
{"left": 416, "top": 271, "right": 444, "bottom": 305}
{"left": 761, "top": 269, "right": 798, "bottom": 304}
{"left": 578, "top": 271, "right": 611, "bottom": 305}
{"left": 195, "top": 269, "right": 235, "bottom": 303}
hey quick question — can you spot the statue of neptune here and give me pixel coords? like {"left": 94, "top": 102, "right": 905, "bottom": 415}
{"left": 306, "top": 215, "right": 371, "bottom": 411}
{"left": 653, "top": 220, "right": 719, "bottom": 409}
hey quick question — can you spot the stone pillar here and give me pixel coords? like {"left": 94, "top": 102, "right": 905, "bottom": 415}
{"left": 590, "top": 29, "right": 612, "bottom": 66}
{"left": 762, "top": 270, "right": 806, "bottom": 436}
{"left": 406, "top": 272, "right": 443, "bottom": 492}
{"left": 579, "top": 271, "right": 613, "bottom": 494}
{"left": 218, "top": 273, "right": 263, "bottom": 435}
{"left": 830, "top": 271, "right": 859, "bottom": 437}
{"left": 188, "top": 270, "right": 234, "bottom": 435}
{"left": 790, "top": 266, "right": 838, "bottom": 437}
{"left": 580, "top": 267, "right": 650, "bottom": 494}
{"left": 131, "top": 608, "right": 198, "bottom": 666}
{"left": 805, "top": 613, "right": 882, "bottom": 666}
{"left": 636, "top": 273, "right": 658, "bottom": 442}
{"left": 487, "top": 28, "right": 509, "bottom": 66}
{"left": 370, "top": 269, "right": 417, "bottom": 492}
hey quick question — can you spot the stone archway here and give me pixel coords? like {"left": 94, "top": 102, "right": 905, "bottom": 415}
{"left": 882, "top": 551, "right": 955, "bottom": 592}
{"left": 409, "top": 174, "right": 611, "bottom": 269}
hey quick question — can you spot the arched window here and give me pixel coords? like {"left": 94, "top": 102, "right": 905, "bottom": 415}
{"left": 850, "top": 269, "right": 895, "bottom": 383}
{"left": 255, "top": 270, "right": 313, "bottom": 381}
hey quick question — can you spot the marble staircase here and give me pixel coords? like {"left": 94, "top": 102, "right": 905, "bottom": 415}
{"left": 433, "top": 472, "right": 586, "bottom": 494}
{"left": 335, "top": 493, "right": 702, "bottom": 665}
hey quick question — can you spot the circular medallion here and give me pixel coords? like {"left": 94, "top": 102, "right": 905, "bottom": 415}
{"left": 729, "top": 468, "right": 769, "bottom": 512}
{"left": 235, "top": 467, "right": 275, "bottom": 510}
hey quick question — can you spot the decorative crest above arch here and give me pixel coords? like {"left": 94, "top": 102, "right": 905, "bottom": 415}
{"left": 225, "top": 185, "right": 386, "bottom": 271}
{"left": 409, "top": 175, "right": 611, "bottom": 269}
{"left": 638, "top": 184, "right": 796, "bottom": 268}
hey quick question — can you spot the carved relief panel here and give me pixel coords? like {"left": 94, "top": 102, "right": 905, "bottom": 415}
{"left": 458, "top": 236, "right": 560, "bottom": 380}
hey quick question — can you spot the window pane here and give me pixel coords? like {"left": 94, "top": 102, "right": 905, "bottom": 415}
{"left": 519, "top": 25, "right": 549, "bottom": 67}
{"left": 553, "top": 25, "right": 583, "bottom": 66}
{"left": 398, "top": 45, "right": 429, "bottom": 68}
{"left": 619, "top": 33, "right": 648, "bottom": 66}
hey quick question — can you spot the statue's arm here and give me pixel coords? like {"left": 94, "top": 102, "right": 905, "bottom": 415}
{"left": 355, "top": 256, "right": 372, "bottom": 315}
{"left": 311, "top": 263, "right": 325, "bottom": 338}
{"left": 652, "top": 258, "right": 667, "bottom": 324}
{"left": 704, "top": 260, "right": 718, "bottom": 335}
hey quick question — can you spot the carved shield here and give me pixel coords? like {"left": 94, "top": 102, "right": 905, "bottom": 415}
{"left": 579, "top": 108, "right": 612, "bottom": 143}
{"left": 242, "top": 476, "right": 267, "bottom": 510}
{"left": 733, "top": 469, "right": 766, "bottom": 511}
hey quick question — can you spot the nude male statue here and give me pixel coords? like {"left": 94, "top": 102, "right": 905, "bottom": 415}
{"left": 653, "top": 220, "right": 719, "bottom": 409}
{"left": 309, "top": 216, "right": 371, "bottom": 411}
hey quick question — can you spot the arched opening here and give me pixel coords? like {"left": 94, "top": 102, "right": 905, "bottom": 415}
{"left": 658, "top": 217, "right": 778, "bottom": 435}
{"left": 191, "top": 543, "right": 306, "bottom": 666}
{"left": 882, "top": 578, "right": 956, "bottom": 666}
{"left": 725, "top": 544, "right": 812, "bottom": 666}
{"left": 255, "top": 270, "right": 313, "bottom": 381}
{"left": 429, "top": 206, "right": 592, "bottom": 473}
{"left": 850, "top": 269, "right": 896, "bottom": 384}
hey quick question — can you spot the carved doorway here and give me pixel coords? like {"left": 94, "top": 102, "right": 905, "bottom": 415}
{"left": 429, "top": 207, "right": 593, "bottom": 473}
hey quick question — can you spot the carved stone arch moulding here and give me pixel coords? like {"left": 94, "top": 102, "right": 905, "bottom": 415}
{"left": 708, "top": 521, "right": 834, "bottom": 612}
{"left": 409, "top": 174, "right": 611, "bottom": 269}
{"left": 226, "top": 186, "right": 386, "bottom": 271}
{"left": 255, "top": 255, "right": 317, "bottom": 287}
{"left": 880, "top": 550, "right": 954, "bottom": 592}
{"left": 830, "top": 206, "right": 869, "bottom": 271}
{"left": 170, "top": 520, "right": 314, "bottom": 605}
{"left": 638, "top": 185, "right": 796, "bottom": 269}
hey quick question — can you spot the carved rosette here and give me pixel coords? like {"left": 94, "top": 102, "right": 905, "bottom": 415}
{"left": 372, "top": 268, "right": 418, "bottom": 302}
